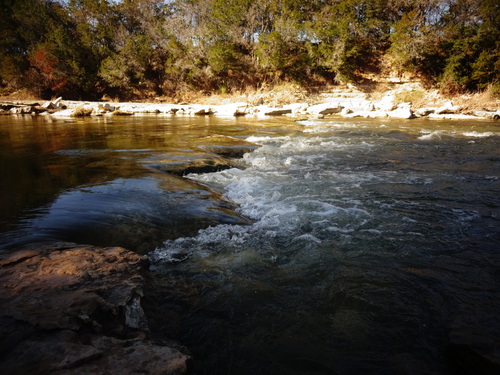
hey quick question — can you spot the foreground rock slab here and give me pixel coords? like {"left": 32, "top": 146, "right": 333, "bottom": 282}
{"left": 0, "top": 243, "right": 191, "bottom": 375}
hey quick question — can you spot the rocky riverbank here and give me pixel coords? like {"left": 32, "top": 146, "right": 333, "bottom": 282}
{"left": 0, "top": 242, "right": 192, "bottom": 375}
{"left": 1, "top": 83, "right": 499, "bottom": 120}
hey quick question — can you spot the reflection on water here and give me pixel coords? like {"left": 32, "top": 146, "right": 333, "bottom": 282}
{"left": 3, "top": 174, "right": 250, "bottom": 253}
{"left": 1, "top": 115, "right": 500, "bottom": 374}
{"left": 0, "top": 115, "right": 295, "bottom": 251}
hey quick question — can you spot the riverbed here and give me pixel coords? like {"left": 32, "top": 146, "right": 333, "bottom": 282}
{"left": 1, "top": 115, "right": 499, "bottom": 374}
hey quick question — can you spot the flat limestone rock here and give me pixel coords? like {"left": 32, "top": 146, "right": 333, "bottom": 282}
{"left": 0, "top": 242, "right": 191, "bottom": 375}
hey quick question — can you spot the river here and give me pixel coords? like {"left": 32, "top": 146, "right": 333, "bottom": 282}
{"left": 1, "top": 114, "right": 499, "bottom": 374}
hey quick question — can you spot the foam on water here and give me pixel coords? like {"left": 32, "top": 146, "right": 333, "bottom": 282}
{"left": 147, "top": 118, "right": 500, "bottom": 374}
{"left": 418, "top": 130, "right": 445, "bottom": 140}
{"left": 152, "top": 118, "right": 499, "bottom": 268}
{"left": 462, "top": 131, "right": 497, "bottom": 137}
{"left": 418, "top": 129, "right": 499, "bottom": 140}
{"left": 150, "top": 133, "right": 377, "bottom": 264}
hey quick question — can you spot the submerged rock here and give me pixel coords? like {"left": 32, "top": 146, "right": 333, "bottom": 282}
{"left": 197, "top": 135, "right": 259, "bottom": 158}
{"left": 146, "top": 154, "right": 239, "bottom": 176}
{"left": 0, "top": 242, "right": 191, "bottom": 375}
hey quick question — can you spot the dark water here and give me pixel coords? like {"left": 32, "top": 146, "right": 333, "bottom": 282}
{"left": 0, "top": 115, "right": 277, "bottom": 252}
{"left": 1, "top": 115, "right": 499, "bottom": 374}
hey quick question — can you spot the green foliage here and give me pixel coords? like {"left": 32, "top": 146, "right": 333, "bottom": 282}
{"left": 436, "top": 0, "right": 500, "bottom": 93}
{"left": 256, "top": 31, "right": 289, "bottom": 72}
{"left": 207, "top": 42, "right": 242, "bottom": 73}
{"left": 99, "top": 34, "right": 163, "bottom": 98}
{"left": 0, "top": 0, "right": 498, "bottom": 98}
{"left": 388, "top": 9, "right": 424, "bottom": 75}
{"left": 309, "top": 0, "right": 389, "bottom": 81}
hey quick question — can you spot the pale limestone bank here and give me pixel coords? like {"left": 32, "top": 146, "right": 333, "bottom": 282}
{"left": 2, "top": 84, "right": 499, "bottom": 120}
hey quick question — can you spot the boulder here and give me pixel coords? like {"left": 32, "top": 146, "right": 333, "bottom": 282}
{"left": 341, "top": 107, "right": 353, "bottom": 116}
{"left": 341, "top": 100, "right": 376, "bottom": 114}
{"left": 97, "top": 103, "right": 116, "bottom": 113}
{"left": 414, "top": 108, "right": 436, "bottom": 117}
{"left": 173, "top": 105, "right": 214, "bottom": 115}
{"left": 263, "top": 107, "right": 293, "bottom": 116}
{"left": 51, "top": 108, "right": 75, "bottom": 117}
{"left": 387, "top": 103, "right": 415, "bottom": 119}
{"left": 213, "top": 102, "right": 249, "bottom": 116}
{"left": 0, "top": 243, "right": 191, "bottom": 375}
{"left": 10, "top": 105, "right": 35, "bottom": 115}
{"left": 51, "top": 105, "right": 94, "bottom": 117}
{"left": 471, "top": 110, "right": 500, "bottom": 120}
{"left": 41, "top": 101, "right": 57, "bottom": 109}
{"left": 366, "top": 110, "right": 389, "bottom": 118}
{"left": 285, "top": 102, "right": 309, "bottom": 115}
{"left": 436, "top": 101, "right": 461, "bottom": 114}
{"left": 41, "top": 98, "right": 66, "bottom": 111}
{"left": 377, "top": 94, "right": 398, "bottom": 111}
{"left": 307, "top": 103, "right": 343, "bottom": 116}
{"left": 111, "top": 109, "right": 134, "bottom": 116}
{"left": 192, "top": 106, "right": 214, "bottom": 115}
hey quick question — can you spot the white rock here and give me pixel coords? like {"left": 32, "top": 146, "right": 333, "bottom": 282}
{"left": 285, "top": 103, "right": 309, "bottom": 115}
{"left": 192, "top": 106, "right": 214, "bottom": 115}
{"left": 388, "top": 103, "right": 414, "bottom": 119}
{"left": 172, "top": 104, "right": 213, "bottom": 115}
{"left": 342, "top": 99, "right": 375, "bottom": 113}
{"left": 366, "top": 110, "right": 389, "bottom": 118}
{"left": 50, "top": 105, "right": 93, "bottom": 117}
{"left": 307, "top": 103, "right": 343, "bottom": 115}
{"left": 342, "top": 111, "right": 367, "bottom": 118}
{"left": 51, "top": 108, "right": 75, "bottom": 117}
{"left": 436, "top": 101, "right": 461, "bottom": 114}
{"left": 377, "top": 95, "right": 397, "bottom": 111}
{"left": 214, "top": 103, "right": 249, "bottom": 116}
{"left": 471, "top": 110, "right": 500, "bottom": 120}
{"left": 415, "top": 108, "right": 436, "bottom": 117}
{"left": 41, "top": 101, "right": 57, "bottom": 109}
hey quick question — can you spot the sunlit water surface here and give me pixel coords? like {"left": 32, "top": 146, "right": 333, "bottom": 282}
{"left": 1, "top": 115, "right": 499, "bottom": 374}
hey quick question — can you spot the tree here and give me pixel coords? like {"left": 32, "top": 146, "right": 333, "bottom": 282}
{"left": 1, "top": 0, "right": 498, "bottom": 98}
{"left": 311, "top": 0, "right": 389, "bottom": 81}
{"left": 438, "top": 0, "right": 500, "bottom": 93}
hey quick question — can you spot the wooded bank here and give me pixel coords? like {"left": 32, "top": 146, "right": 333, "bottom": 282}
{"left": 1, "top": 0, "right": 499, "bottom": 101}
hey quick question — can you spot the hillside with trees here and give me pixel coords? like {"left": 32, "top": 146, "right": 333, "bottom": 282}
{"left": 1, "top": 0, "right": 498, "bottom": 100}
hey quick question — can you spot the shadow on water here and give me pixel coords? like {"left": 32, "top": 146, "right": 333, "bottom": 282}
{"left": 1, "top": 173, "right": 251, "bottom": 254}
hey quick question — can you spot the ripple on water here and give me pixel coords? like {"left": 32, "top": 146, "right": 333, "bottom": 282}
{"left": 1, "top": 174, "right": 250, "bottom": 254}
{"left": 151, "top": 119, "right": 500, "bottom": 374}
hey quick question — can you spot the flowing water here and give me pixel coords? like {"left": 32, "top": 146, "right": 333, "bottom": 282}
{"left": 1, "top": 115, "right": 499, "bottom": 374}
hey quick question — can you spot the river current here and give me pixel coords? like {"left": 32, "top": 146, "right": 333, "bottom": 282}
{"left": 1, "top": 115, "right": 499, "bottom": 374}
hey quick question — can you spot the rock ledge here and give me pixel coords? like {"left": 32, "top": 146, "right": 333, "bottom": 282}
{"left": 0, "top": 242, "right": 191, "bottom": 375}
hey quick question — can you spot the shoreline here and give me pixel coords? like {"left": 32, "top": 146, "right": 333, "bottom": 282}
{"left": 0, "top": 242, "right": 192, "bottom": 374}
{"left": 2, "top": 83, "right": 499, "bottom": 121}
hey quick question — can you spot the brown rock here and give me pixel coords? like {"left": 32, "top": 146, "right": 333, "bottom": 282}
{"left": 0, "top": 242, "right": 191, "bottom": 375}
